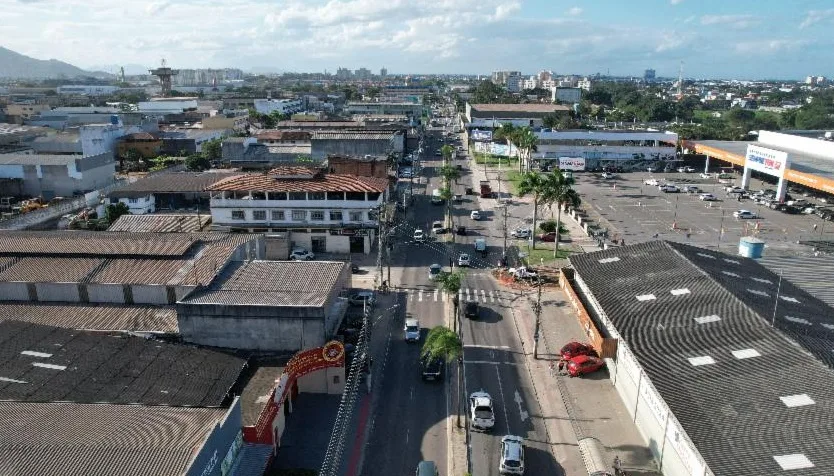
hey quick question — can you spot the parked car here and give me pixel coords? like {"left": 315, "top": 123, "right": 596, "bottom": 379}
{"left": 469, "top": 391, "right": 496, "bottom": 431}
{"left": 404, "top": 318, "right": 420, "bottom": 342}
{"left": 566, "top": 355, "right": 605, "bottom": 377}
{"left": 499, "top": 436, "right": 525, "bottom": 475}
{"left": 699, "top": 193, "right": 718, "bottom": 201}
{"left": 726, "top": 186, "right": 745, "bottom": 194}
{"left": 660, "top": 184, "right": 680, "bottom": 193}
{"left": 733, "top": 209, "right": 758, "bottom": 219}
{"left": 470, "top": 210, "right": 481, "bottom": 220}
{"left": 431, "top": 221, "right": 445, "bottom": 234}
{"left": 428, "top": 264, "right": 443, "bottom": 281}
{"left": 560, "top": 342, "right": 599, "bottom": 360}
{"left": 699, "top": 172, "right": 713, "bottom": 179}
{"left": 348, "top": 291, "right": 376, "bottom": 307}
{"left": 508, "top": 266, "right": 538, "bottom": 279}
{"left": 289, "top": 248, "right": 315, "bottom": 260}
{"left": 601, "top": 172, "right": 616, "bottom": 179}
{"left": 456, "top": 225, "right": 467, "bottom": 236}
{"left": 682, "top": 185, "right": 701, "bottom": 193}
{"left": 537, "top": 231, "right": 560, "bottom": 242}
{"left": 510, "top": 228, "right": 531, "bottom": 239}
{"left": 458, "top": 253, "right": 471, "bottom": 267}
{"left": 644, "top": 178, "right": 660, "bottom": 186}
{"left": 413, "top": 229, "right": 426, "bottom": 242}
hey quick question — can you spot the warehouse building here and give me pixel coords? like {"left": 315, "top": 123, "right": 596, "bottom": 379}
{"left": 568, "top": 241, "right": 834, "bottom": 476}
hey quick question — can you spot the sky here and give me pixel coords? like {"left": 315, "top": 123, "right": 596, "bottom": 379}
{"left": 2, "top": 0, "right": 834, "bottom": 79}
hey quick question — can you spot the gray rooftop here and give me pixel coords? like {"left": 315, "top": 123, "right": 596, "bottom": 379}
{"left": 180, "top": 260, "right": 346, "bottom": 306}
{"left": 570, "top": 241, "right": 834, "bottom": 476}
{"left": 106, "top": 171, "right": 237, "bottom": 197}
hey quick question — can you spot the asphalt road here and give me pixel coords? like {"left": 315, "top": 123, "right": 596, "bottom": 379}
{"left": 574, "top": 171, "right": 831, "bottom": 255}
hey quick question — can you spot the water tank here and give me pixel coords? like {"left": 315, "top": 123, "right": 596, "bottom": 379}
{"left": 739, "top": 237, "right": 765, "bottom": 258}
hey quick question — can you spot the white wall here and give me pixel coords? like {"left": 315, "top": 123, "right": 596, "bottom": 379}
{"left": 757, "top": 130, "right": 834, "bottom": 158}
{"left": 80, "top": 124, "right": 126, "bottom": 157}
{"left": 0, "top": 282, "right": 30, "bottom": 301}
{"left": 87, "top": 284, "right": 127, "bottom": 304}
{"left": 118, "top": 195, "right": 155, "bottom": 214}
{"left": 34, "top": 283, "right": 80, "bottom": 302}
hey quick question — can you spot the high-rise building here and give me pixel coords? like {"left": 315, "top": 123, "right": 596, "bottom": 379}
{"left": 355, "top": 68, "right": 372, "bottom": 80}
{"left": 538, "top": 70, "right": 553, "bottom": 82}
{"left": 491, "top": 71, "right": 522, "bottom": 86}
{"left": 644, "top": 69, "right": 656, "bottom": 82}
{"left": 380, "top": 67, "right": 387, "bottom": 78}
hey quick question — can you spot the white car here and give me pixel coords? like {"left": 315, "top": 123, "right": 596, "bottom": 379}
{"left": 682, "top": 185, "right": 701, "bottom": 193}
{"left": 700, "top": 172, "right": 713, "bottom": 179}
{"left": 726, "top": 186, "right": 745, "bottom": 194}
{"left": 413, "top": 229, "right": 426, "bottom": 242}
{"left": 470, "top": 210, "right": 481, "bottom": 220}
{"left": 458, "top": 253, "right": 471, "bottom": 267}
{"left": 404, "top": 319, "right": 420, "bottom": 342}
{"left": 431, "top": 221, "right": 445, "bottom": 234}
{"left": 469, "top": 391, "right": 495, "bottom": 431}
{"left": 734, "top": 210, "right": 758, "bottom": 219}
{"left": 289, "top": 248, "right": 315, "bottom": 260}
{"left": 499, "top": 435, "right": 525, "bottom": 475}
{"left": 644, "top": 178, "right": 660, "bottom": 186}
{"left": 428, "top": 264, "right": 443, "bottom": 281}
{"left": 510, "top": 228, "right": 531, "bottom": 239}
{"left": 699, "top": 193, "right": 718, "bottom": 201}
{"left": 601, "top": 172, "right": 616, "bottom": 179}
{"left": 660, "top": 184, "right": 680, "bottom": 193}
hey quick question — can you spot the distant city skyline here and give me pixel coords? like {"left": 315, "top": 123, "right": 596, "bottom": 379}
{"left": 4, "top": 0, "right": 834, "bottom": 80}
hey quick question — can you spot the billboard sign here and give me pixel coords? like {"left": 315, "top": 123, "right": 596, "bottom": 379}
{"left": 745, "top": 145, "right": 788, "bottom": 177}
{"left": 471, "top": 129, "right": 493, "bottom": 142}
{"left": 558, "top": 157, "right": 586, "bottom": 171}
{"left": 473, "top": 141, "right": 518, "bottom": 157}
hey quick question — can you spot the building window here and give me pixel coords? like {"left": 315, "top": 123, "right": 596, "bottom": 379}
{"left": 308, "top": 191, "right": 325, "bottom": 200}
{"left": 253, "top": 210, "right": 266, "bottom": 221}
{"left": 349, "top": 211, "right": 364, "bottom": 222}
{"left": 231, "top": 210, "right": 246, "bottom": 220}
{"left": 128, "top": 198, "right": 138, "bottom": 204}
{"left": 271, "top": 210, "right": 285, "bottom": 221}
{"left": 327, "top": 191, "right": 345, "bottom": 200}
{"left": 310, "top": 211, "right": 325, "bottom": 221}
{"left": 346, "top": 192, "right": 365, "bottom": 201}
{"left": 330, "top": 211, "right": 343, "bottom": 221}
{"left": 292, "top": 210, "right": 306, "bottom": 221}
{"left": 367, "top": 192, "right": 381, "bottom": 201}
{"left": 289, "top": 192, "right": 306, "bottom": 201}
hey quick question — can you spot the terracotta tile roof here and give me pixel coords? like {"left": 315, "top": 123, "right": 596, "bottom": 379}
{"left": 0, "top": 303, "right": 178, "bottom": 333}
{"left": 208, "top": 172, "right": 388, "bottom": 193}
{"left": 123, "top": 131, "right": 160, "bottom": 141}
{"left": 0, "top": 402, "right": 226, "bottom": 476}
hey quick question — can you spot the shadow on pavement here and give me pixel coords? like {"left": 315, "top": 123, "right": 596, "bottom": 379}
{"left": 269, "top": 394, "right": 341, "bottom": 472}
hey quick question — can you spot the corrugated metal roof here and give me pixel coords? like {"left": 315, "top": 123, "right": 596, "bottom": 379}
{"left": 89, "top": 258, "right": 186, "bottom": 285}
{"left": 180, "top": 260, "right": 345, "bottom": 306}
{"left": 0, "top": 154, "right": 82, "bottom": 166}
{"left": 0, "top": 303, "right": 178, "bottom": 333}
{"left": 310, "top": 131, "right": 396, "bottom": 141}
{"left": 758, "top": 255, "right": 834, "bottom": 309}
{"left": 0, "top": 257, "right": 102, "bottom": 282}
{"left": 0, "top": 231, "right": 199, "bottom": 256}
{"left": 107, "top": 172, "right": 237, "bottom": 197}
{"left": 0, "top": 402, "right": 225, "bottom": 476}
{"left": 208, "top": 172, "right": 388, "bottom": 193}
{"left": 0, "top": 320, "right": 246, "bottom": 406}
{"left": 256, "top": 130, "right": 312, "bottom": 141}
{"left": 107, "top": 214, "right": 211, "bottom": 233}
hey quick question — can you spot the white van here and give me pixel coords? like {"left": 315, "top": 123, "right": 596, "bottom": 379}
{"left": 431, "top": 188, "right": 443, "bottom": 205}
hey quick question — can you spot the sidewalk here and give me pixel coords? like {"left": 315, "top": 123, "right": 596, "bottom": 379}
{"left": 509, "top": 287, "right": 662, "bottom": 476}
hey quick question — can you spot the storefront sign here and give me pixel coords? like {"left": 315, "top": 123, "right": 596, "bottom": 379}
{"left": 745, "top": 145, "right": 788, "bottom": 177}
{"left": 471, "top": 130, "right": 493, "bottom": 141}
{"left": 329, "top": 228, "right": 370, "bottom": 236}
{"left": 275, "top": 341, "right": 345, "bottom": 404}
{"left": 558, "top": 157, "right": 586, "bottom": 171}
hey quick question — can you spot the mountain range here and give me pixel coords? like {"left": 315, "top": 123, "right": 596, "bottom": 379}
{"left": 0, "top": 46, "right": 111, "bottom": 79}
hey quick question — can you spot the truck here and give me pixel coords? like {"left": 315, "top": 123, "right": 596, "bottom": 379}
{"left": 479, "top": 180, "right": 492, "bottom": 198}
{"left": 474, "top": 238, "right": 487, "bottom": 256}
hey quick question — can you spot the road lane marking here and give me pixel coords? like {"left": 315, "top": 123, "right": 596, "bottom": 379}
{"left": 465, "top": 288, "right": 471, "bottom": 300}
{"left": 418, "top": 290, "right": 423, "bottom": 302}
{"left": 481, "top": 289, "right": 487, "bottom": 302}
{"left": 496, "top": 366, "right": 510, "bottom": 433}
{"left": 465, "top": 345, "right": 511, "bottom": 349}
{"left": 514, "top": 390, "right": 529, "bottom": 422}
{"left": 490, "top": 291, "right": 496, "bottom": 303}
{"left": 433, "top": 289, "right": 439, "bottom": 302}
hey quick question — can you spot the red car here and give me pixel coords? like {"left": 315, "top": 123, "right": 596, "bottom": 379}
{"left": 567, "top": 355, "right": 604, "bottom": 377}
{"left": 537, "top": 232, "right": 560, "bottom": 242}
{"left": 559, "top": 342, "right": 598, "bottom": 360}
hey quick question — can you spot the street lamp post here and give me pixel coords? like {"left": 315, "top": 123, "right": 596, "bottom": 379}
{"left": 533, "top": 272, "right": 543, "bottom": 360}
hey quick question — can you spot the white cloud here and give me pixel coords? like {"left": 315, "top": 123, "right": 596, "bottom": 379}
{"left": 567, "top": 7, "right": 582, "bottom": 16}
{"left": 734, "top": 39, "right": 812, "bottom": 55}
{"left": 799, "top": 9, "right": 834, "bottom": 29}
{"left": 145, "top": 1, "right": 171, "bottom": 15}
{"left": 670, "top": 0, "right": 683, "bottom": 4}
{"left": 700, "top": 14, "right": 760, "bottom": 28}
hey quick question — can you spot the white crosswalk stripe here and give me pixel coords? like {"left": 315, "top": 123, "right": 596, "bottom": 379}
{"left": 433, "top": 289, "right": 439, "bottom": 302}
{"left": 402, "top": 288, "right": 504, "bottom": 305}
{"left": 418, "top": 290, "right": 423, "bottom": 302}
{"left": 490, "top": 290, "right": 496, "bottom": 303}
{"left": 481, "top": 289, "right": 487, "bottom": 302}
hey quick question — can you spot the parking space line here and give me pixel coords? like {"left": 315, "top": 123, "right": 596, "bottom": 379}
{"left": 481, "top": 289, "right": 487, "bottom": 302}
{"left": 418, "top": 290, "right": 423, "bottom": 302}
{"left": 433, "top": 289, "right": 439, "bottom": 302}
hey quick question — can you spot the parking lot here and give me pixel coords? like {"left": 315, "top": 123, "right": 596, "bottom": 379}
{"left": 572, "top": 170, "right": 834, "bottom": 256}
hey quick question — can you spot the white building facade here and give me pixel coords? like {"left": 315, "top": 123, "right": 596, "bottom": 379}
{"left": 209, "top": 169, "right": 389, "bottom": 254}
{"left": 253, "top": 99, "right": 304, "bottom": 116}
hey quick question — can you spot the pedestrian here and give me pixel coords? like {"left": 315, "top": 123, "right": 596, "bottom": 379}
{"left": 557, "top": 359, "right": 566, "bottom": 374}
{"left": 652, "top": 233, "right": 659, "bottom": 239}
{"left": 814, "top": 223, "right": 818, "bottom": 231}
{"left": 613, "top": 455, "right": 622, "bottom": 475}
{"left": 621, "top": 238, "right": 625, "bottom": 246}
{"left": 549, "top": 361, "right": 555, "bottom": 377}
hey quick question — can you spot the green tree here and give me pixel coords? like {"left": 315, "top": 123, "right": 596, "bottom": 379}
{"left": 436, "top": 270, "right": 465, "bottom": 330}
{"left": 105, "top": 202, "right": 130, "bottom": 224}
{"left": 540, "top": 170, "right": 581, "bottom": 257}
{"left": 440, "top": 144, "right": 454, "bottom": 162}
{"left": 185, "top": 153, "right": 210, "bottom": 171}
{"left": 516, "top": 171, "right": 550, "bottom": 250}
{"left": 421, "top": 325, "right": 463, "bottom": 426}
{"left": 203, "top": 139, "right": 222, "bottom": 162}
{"left": 513, "top": 127, "right": 538, "bottom": 172}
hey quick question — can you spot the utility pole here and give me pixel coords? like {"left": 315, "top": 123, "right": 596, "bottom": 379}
{"left": 533, "top": 274, "right": 542, "bottom": 359}
{"left": 502, "top": 202, "right": 509, "bottom": 257}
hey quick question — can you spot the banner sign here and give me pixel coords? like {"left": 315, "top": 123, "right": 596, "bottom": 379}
{"left": 471, "top": 129, "right": 492, "bottom": 141}
{"left": 745, "top": 145, "right": 788, "bottom": 178}
{"left": 558, "top": 157, "right": 586, "bottom": 171}
{"left": 473, "top": 141, "right": 518, "bottom": 157}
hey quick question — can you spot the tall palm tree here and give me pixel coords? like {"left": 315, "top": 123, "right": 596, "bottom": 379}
{"left": 514, "top": 127, "right": 538, "bottom": 172}
{"left": 440, "top": 144, "right": 454, "bottom": 163}
{"left": 517, "top": 171, "right": 552, "bottom": 250}
{"left": 421, "top": 325, "right": 463, "bottom": 427}
{"left": 493, "top": 123, "right": 517, "bottom": 169}
{"left": 438, "top": 164, "right": 461, "bottom": 241}
{"left": 437, "top": 270, "right": 464, "bottom": 330}
{"left": 541, "top": 170, "right": 581, "bottom": 257}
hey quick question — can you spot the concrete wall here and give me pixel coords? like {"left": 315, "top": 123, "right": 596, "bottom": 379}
{"left": 87, "top": 283, "right": 127, "bottom": 304}
{"left": 34, "top": 282, "right": 80, "bottom": 302}
{"left": 176, "top": 309, "right": 325, "bottom": 351}
{"left": 296, "top": 367, "right": 345, "bottom": 394}
{"left": 131, "top": 284, "right": 171, "bottom": 305}
{"left": 185, "top": 397, "right": 244, "bottom": 476}
{"left": 0, "top": 282, "right": 29, "bottom": 301}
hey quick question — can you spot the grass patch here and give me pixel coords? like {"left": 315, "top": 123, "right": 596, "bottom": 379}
{"left": 505, "top": 170, "right": 524, "bottom": 195}
{"left": 473, "top": 152, "right": 519, "bottom": 169}
{"left": 519, "top": 244, "right": 571, "bottom": 266}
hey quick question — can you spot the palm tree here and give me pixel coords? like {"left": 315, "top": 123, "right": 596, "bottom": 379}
{"left": 440, "top": 144, "right": 454, "bottom": 163}
{"left": 514, "top": 127, "right": 538, "bottom": 172}
{"left": 541, "top": 170, "right": 581, "bottom": 258}
{"left": 436, "top": 270, "right": 464, "bottom": 330}
{"left": 421, "top": 325, "right": 463, "bottom": 427}
{"left": 439, "top": 164, "right": 461, "bottom": 241}
{"left": 517, "top": 171, "right": 553, "bottom": 250}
